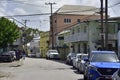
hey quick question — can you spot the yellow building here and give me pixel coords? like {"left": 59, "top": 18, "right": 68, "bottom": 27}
{"left": 40, "top": 31, "right": 49, "bottom": 58}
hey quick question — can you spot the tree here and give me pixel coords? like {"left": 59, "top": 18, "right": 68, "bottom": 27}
{"left": 0, "top": 17, "right": 20, "bottom": 49}
{"left": 22, "top": 28, "right": 40, "bottom": 44}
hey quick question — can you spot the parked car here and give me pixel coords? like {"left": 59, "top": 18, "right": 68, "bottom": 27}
{"left": 66, "top": 52, "right": 76, "bottom": 65}
{"left": 8, "top": 51, "right": 16, "bottom": 60}
{"left": 112, "top": 69, "right": 120, "bottom": 80}
{"left": 46, "top": 50, "right": 60, "bottom": 59}
{"left": 28, "top": 53, "right": 36, "bottom": 57}
{"left": 77, "top": 54, "right": 88, "bottom": 73}
{"left": 72, "top": 53, "right": 82, "bottom": 69}
{"left": 0, "top": 51, "right": 15, "bottom": 62}
{"left": 84, "top": 51, "right": 120, "bottom": 80}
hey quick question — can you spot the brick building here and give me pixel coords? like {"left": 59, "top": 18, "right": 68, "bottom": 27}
{"left": 49, "top": 5, "right": 101, "bottom": 48}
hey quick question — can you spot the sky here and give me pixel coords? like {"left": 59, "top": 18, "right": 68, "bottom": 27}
{"left": 0, "top": 0, "right": 120, "bottom": 31}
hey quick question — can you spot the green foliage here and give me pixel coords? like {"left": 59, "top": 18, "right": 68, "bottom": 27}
{"left": 22, "top": 28, "right": 40, "bottom": 44}
{"left": 0, "top": 17, "right": 20, "bottom": 48}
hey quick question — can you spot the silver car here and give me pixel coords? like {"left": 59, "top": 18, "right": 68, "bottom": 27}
{"left": 77, "top": 54, "right": 88, "bottom": 73}
{"left": 72, "top": 53, "right": 83, "bottom": 69}
{"left": 66, "top": 52, "right": 76, "bottom": 65}
{"left": 112, "top": 69, "right": 120, "bottom": 80}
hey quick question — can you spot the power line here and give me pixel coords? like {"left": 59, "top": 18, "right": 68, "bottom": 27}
{"left": 0, "top": 13, "right": 51, "bottom": 17}
{"left": 0, "top": 7, "right": 99, "bottom": 17}
{"left": 0, "top": 0, "right": 48, "bottom": 8}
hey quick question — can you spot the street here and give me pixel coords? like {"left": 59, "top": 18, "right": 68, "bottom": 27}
{"left": 0, "top": 58, "right": 83, "bottom": 80}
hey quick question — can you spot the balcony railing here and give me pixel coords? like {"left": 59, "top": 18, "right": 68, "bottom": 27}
{"left": 98, "top": 33, "right": 117, "bottom": 40}
{"left": 64, "top": 32, "right": 88, "bottom": 43}
{"left": 108, "top": 33, "right": 117, "bottom": 40}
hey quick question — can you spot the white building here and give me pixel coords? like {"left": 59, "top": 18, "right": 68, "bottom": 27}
{"left": 29, "top": 34, "right": 41, "bottom": 57}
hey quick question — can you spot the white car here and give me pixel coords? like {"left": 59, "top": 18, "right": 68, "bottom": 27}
{"left": 112, "top": 69, "right": 120, "bottom": 80}
{"left": 77, "top": 54, "right": 88, "bottom": 73}
{"left": 46, "top": 50, "right": 60, "bottom": 59}
{"left": 72, "top": 53, "right": 82, "bottom": 69}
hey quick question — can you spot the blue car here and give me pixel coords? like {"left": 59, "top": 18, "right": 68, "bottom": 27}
{"left": 84, "top": 51, "right": 120, "bottom": 80}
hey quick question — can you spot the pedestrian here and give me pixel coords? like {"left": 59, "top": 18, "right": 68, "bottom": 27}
{"left": 15, "top": 49, "right": 21, "bottom": 61}
{"left": 22, "top": 50, "right": 26, "bottom": 60}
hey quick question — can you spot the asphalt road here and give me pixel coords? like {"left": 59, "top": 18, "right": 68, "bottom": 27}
{"left": 0, "top": 58, "right": 83, "bottom": 80}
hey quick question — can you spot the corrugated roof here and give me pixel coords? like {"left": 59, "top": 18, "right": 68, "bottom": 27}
{"left": 55, "top": 5, "right": 100, "bottom": 15}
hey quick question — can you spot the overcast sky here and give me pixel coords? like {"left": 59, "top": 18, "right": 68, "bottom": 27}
{"left": 0, "top": 0, "right": 120, "bottom": 31}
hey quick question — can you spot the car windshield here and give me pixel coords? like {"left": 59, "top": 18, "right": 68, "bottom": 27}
{"left": 50, "top": 50, "right": 58, "bottom": 53}
{"left": 90, "top": 53, "right": 119, "bottom": 62}
{"left": 71, "top": 53, "right": 76, "bottom": 57}
{"left": 81, "top": 55, "right": 88, "bottom": 60}
{"left": 75, "top": 54, "right": 81, "bottom": 59}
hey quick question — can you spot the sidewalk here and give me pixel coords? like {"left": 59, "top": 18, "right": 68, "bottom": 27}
{"left": 0, "top": 59, "right": 24, "bottom": 79}
{"left": 0, "top": 71, "right": 10, "bottom": 79}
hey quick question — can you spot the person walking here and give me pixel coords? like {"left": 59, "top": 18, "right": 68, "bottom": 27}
{"left": 15, "top": 49, "right": 22, "bottom": 66}
{"left": 15, "top": 49, "right": 21, "bottom": 61}
{"left": 22, "top": 50, "right": 26, "bottom": 60}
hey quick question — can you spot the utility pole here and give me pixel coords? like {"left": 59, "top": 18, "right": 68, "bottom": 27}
{"left": 45, "top": 2, "right": 56, "bottom": 49}
{"left": 105, "top": 0, "right": 108, "bottom": 50}
{"left": 100, "top": 0, "right": 104, "bottom": 49}
{"left": 23, "top": 19, "right": 30, "bottom": 28}
{"left": 22, "top": 19, "right": 29, "bottom": 46}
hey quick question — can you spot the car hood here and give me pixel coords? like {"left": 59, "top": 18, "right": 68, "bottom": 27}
{"left": 90, "top": 62, "right": 120, "bottom": 68}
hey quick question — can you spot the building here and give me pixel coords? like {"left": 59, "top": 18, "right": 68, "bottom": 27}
{"left": 50, "top": 5, "right": 101, "bottom": 48}
{"left": 40, "top": 31, "right": 49, "bottom": 58}
{"left": 28, "top": 34, "right": 41, "bottom": 58}
{"left": 62, "top": 18, "right": 119, "bottom": 54}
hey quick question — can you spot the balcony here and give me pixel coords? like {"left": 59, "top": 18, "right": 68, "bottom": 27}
{"left": 108, "top": 33, "right": 117, "bottom": 40}
{"left": 64, "top": 32, "right": 88, "bottom": 43}
{"left": 98, "top": 33, "right": 117, "bottom": 40}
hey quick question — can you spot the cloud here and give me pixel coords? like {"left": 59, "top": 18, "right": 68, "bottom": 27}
{"left": 0, "top": 0, "right": 119, "bottom": 31}
{"left": 13, "top": 8, "right": 27, "bottom": 15}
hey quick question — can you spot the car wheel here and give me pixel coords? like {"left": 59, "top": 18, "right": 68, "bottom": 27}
{"left": 9, "top": 58, "right": 12, "bottom": 62}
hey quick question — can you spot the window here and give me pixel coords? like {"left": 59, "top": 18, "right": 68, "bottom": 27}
{"left": 64, "top": 18, "right": 71, "bottom": 23}
{"left": 72, "top": 29, "right": 74, "bottom": 34}
{"left": 78, "top": 27, "right": 80, "bottom": 33}
{"left": 55, "top": 20, "right": 57, "bottom": 23}
{"left": 64, "top": 19, "right": 67, "bottom": 23}
{"left": 84, "top": 26, "right": 87, "bottom": 32}
{"left": 58, "top": 37, "right": 64, "bottom": 40}
{"left": 77, "top": 19, "right": 80, "bottom": 23}
{"left": 68, "top": 19, "right": 71, "bottom": 23}
{"left": 118, "top": 23, "right": 120, "bottom": 31}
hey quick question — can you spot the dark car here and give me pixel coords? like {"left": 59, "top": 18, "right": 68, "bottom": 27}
{"left": 0, "top": 51, "right": 15, "bottom": 62}
{"left": 84, "top": 51, "right": 120, "bottom": 80}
